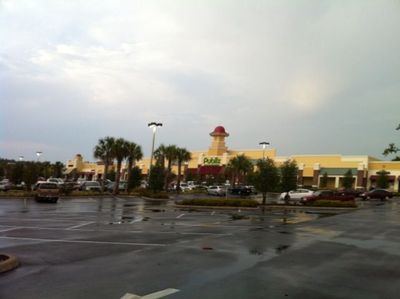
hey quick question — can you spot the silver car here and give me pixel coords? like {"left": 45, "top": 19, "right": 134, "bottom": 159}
{"left": 207, "top": 185, "right": 226, "bottom": 196}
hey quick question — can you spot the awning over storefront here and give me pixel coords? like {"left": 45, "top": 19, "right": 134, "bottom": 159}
{"left": 198, "top": 166, "right": 225, "bottom": 175}
{"left": 369, "top": 175, "right": 396, "bottom": 181}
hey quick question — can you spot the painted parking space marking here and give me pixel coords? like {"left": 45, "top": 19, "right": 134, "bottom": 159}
{"left": 0, "top": 227, "right": 20, "bottom": 233}
{"left": 0, "top": 236, "right": 167, "bottom": 247}
{"left": 176, "top": 213, "right": 185, "bottom": 219}
{"left": 121, "top": 288, "right": 179, "bottom": 299}
{"left": 66, "top": 221, "right": 95, "bottom": 230}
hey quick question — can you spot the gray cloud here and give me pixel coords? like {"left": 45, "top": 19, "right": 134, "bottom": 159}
{"left": 1, "top": 0, "right": 399, "bottom": 162}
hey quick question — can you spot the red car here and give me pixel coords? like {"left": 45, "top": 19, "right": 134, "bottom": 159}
{"left": 301, "top": 190, "right": 355, "bottom": 204}
{"left": 360, "top": 189, "right": 393, "bottom": 201}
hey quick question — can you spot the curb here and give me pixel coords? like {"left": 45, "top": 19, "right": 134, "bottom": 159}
{"left": 0, "top": 254, "right": 19, "bottom": 273}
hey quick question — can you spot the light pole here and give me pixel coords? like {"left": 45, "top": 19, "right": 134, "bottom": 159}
{"left": 147, "top": 122, "right": 162, "bottom": 180}
{"left": 259, "top": 142, "right": 270, "bottom": 160}
{"left": 36, "top": 151, "right": 42, "bottom": 162}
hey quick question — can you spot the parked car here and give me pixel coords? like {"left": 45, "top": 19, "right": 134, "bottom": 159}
{"left": 360, "top": 189, "right": 393, "bottom": 201}
{"left": 337, "top": 189, "right": 364, "bottom": 198}
{"left": 80, "top": 181, "right": 101, "bottom": 192}
{"left": 0, "top": 180, "right": 12, "bottom": 192}
{"left": 47, "top": 178, "right": 64, "bottom": 185}
{"left": 107, "top": 181, "right": 127, "bottom": 192}
{"left": 169, "top": 183, "right": 191, "bottom": 192}
{"left": 279, "top": 188, "right": 314, "bottom": 202}
{"left": 229, "top": 186, "right": 253, "bottom": 196}
{"left": 301, "top": 190, "right": 355, "bottom": 204}
{"left": 207, "top": 185, "right": 226, "bottom": 196}
{"left": 34, "top": 182, "right": 60, "bottom": 203}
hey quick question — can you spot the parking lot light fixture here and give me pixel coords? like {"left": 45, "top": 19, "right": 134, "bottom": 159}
{"left": 259, "top": 142, "right": 270, "bottom": 160}
{"left": 36, "top": 151, "right": 42, "bottom": 162}
{"left": 19, "top": 156, "right": 24, "bottom": 161}
{"left": 147, "top": 122, "right": 163, "bottom": 178}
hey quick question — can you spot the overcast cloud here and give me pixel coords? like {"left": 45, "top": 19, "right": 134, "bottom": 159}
{"left": 1, "top": 0, "right": 400, "bottom": 162}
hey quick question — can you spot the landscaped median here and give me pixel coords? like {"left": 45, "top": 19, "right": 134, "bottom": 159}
{"left": 178, "top": 198, "right": 259, "bottom": 207}
{"left": 307, "top": 199, "right": 357, "bottom": 208}
{"left": 0, "top": 254, "right": 19, "bottom": 273}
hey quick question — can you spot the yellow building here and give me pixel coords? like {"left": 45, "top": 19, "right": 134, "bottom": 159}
{"left": 65, "top": 126, "right": 400, "bottom": 192}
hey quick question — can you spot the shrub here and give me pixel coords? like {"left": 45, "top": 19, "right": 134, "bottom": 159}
{"left": 179, "top": 198, "right": 258, "bottom": 207}
{"left": 137, "top": 189, "right": 169, "bottom": 199}
{"left": 310, "top": 200, "right": 357, "bottom": 208}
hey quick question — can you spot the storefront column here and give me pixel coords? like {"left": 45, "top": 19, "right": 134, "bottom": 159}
{"left": 335, "top": 176, "right": 340, "bottom": 189}
{"left": 297, "top": 163, "right": 304, "bottom": 186}
{"left": 357, "top": 163, "right": 366, "bottom": 188}
{"left": 312, "top": 163, "right": 320, "bottom": 188}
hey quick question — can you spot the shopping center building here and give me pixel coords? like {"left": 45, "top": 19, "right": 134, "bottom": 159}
{"left": 65, "top": 126, "right": 400, "bottom": 191}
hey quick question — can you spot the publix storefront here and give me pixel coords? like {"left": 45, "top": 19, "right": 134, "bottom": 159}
{"left": 66, "top": 125, "right": 400, "bottom": 191}
{"left": 178, "top": 126, "right": 400, "bottom": 191}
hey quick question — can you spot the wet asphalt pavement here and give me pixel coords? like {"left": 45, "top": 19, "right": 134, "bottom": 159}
{"left": 0, "top": 196, "right": 400, "bottom": 299}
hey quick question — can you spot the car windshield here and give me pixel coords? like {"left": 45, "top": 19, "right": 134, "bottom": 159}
{"left": 39, "top": 183, "right": 58, "bottom": 189}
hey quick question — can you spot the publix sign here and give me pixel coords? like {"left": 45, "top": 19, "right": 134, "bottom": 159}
{"left": 203, "top": 157, "right": 221, "bottom": 166}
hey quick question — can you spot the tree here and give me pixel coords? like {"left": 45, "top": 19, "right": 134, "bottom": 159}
{"left": 112, "top": 138, "right": 129, "bottom": 195}
{"left": 148, "top": 165, "right": 166, "bottom": 192}
{"left": 342, "top": 169, "right": 354, "bottom": 189}
{"left": 280, "top": 160, "right": 298, "bottom": 204}
{"left": 376, "top": 170, "right": 390, "bottom": 189}
{"left": 175, "top": 147, "right": 191, "bottom": 192}
{"left": 383, "top": 124, "right": 400, "bottom": 161}
{"left": 164, "top": 145, "right": 178, "bottom": 191}
{"left": 252, "top": 158, "right": 279, "bottom": 205}
{"left": 227, "top": 154, "right": 253, "bottom": 187}
{"left": 128, "top": 166, "right": 142, "bottom": 190}
{"left": 320, "top": 172, "right": 328, "bottom": 188}
{"left": 94, "top": 136, "right": 116, "bottom": 191}
{"left": 125, "top": 142, "right": 143, "bottom": 192}
{"left": 153, "top": 144, "right": 167, "bottom": 167}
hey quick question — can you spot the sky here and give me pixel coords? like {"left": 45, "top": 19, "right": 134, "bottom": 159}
{"left": 1, "top": 0, "right": 400, "bottom": 163}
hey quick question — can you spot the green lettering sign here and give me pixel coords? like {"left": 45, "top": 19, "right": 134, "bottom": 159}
{"left": 203, "top": 157, "right": 221, "bottom": 165}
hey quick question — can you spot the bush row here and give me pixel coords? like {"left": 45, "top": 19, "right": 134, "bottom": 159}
{"left": 133, "top": 189, "right": 169, "bottom": 199}
{"left": 309, "top": 200, "right": 357, "bottom": 208}
{"left": 179, "top": 198, "right": 259, "bottom": 207}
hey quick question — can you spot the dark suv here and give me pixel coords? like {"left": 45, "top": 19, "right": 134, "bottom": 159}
{"left": 360, "top": 189, "right": 393, "bottom": 201}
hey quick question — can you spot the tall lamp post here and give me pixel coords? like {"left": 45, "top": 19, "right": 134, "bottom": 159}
{"left": 259, "top": 142, "right": 270, "bottom": 160}
{"left": 36, "top": 151, "right": 42, "bottom": 162}
{"left": 148, "top": 122, "right": 163, "bottom": 179}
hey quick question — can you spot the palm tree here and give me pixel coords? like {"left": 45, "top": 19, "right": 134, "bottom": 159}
{"left": 164, "top": 145, "right": 178, "bottom": 190}
{"left": 228, "top": 154, "right": 253, "bottom": 187}
{"left": 112, "top": 138, "right": 129, "bottom": 195}
{"left": 175, "top": 147, "right": 191, "bottom": 192}
{"left": 153, "top": 144, "right": 167, "bottom": 168}
{"left": 94, "top": 136, "right": 116, "bottom": 191}
{"left": 125, "top": 142, "right": 143, "bottom": 192}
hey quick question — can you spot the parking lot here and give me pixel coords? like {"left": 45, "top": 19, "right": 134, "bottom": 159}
{"left": 1, "top": 196, "right": 400, "bottom": 299}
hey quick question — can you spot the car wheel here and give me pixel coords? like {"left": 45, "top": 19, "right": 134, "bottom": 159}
{"left": 366, "top": 196, "right": 371, "bottom": 200}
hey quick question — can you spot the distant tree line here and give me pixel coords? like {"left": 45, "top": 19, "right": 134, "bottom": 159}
{"left": 0, "top": 159, "right": 64, "bottom": 190}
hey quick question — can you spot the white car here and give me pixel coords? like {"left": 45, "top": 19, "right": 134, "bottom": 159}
{"left": 47, "top": 178, "right": 64, "bottom": 187}
{"left": 279, "top": 189, "right": 314, "bottom": 202}
{"left": 207, "top": 185, "right": 226, "bottom": 196}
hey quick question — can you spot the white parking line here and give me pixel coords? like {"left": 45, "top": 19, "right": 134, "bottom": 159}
{"left": 0, "top": 227, "right": 20, "bottom": 233}
{"left": 66, "top": 221, "right": 95, "bottom": 230}
{"left": 121, "top": 288, "right": 180, "bottom": 299}
{"left": 0, "top": 236, "right": 167, "bottom": 247}
{"left": 176, "top": 213, "right": 185, "bottom": 219}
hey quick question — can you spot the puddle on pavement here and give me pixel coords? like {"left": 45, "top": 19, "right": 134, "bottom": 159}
{"left": 275, "top": 245, "right": 290, "bottom": 254}
{"left": 278, "top": 231, "right": 292, "bottom": 234}
{"left": 109, "top": 215, "right": 143, "bottom": 224}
